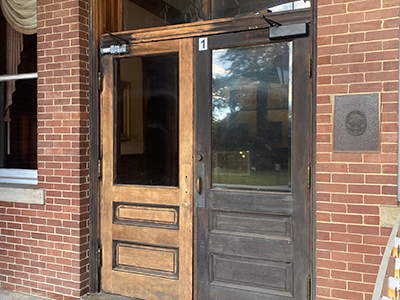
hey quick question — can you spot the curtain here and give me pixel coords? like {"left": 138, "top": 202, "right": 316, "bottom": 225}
{"left": 1, "top": 0, "right": 36, "bottom": 121}
{"left": 4, "top": 22, "right": 23, "bottom": 122}
{"left": 0, "top": 0, "right": 37, "bottom": 35}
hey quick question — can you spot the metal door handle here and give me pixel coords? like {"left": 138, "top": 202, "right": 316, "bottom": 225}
{"left": 195, "top": 160, "right": 205, "bottom": 207}
{"left": 197, "top": 177, "right": 203, "bottom": 195}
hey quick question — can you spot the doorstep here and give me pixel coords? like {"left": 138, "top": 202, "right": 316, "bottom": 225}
{"left": 81, "top": 293, "right": 137, "bottom": 300}
{"left": 0, "top": 289, "right": 137, "bottom": 300}
{"left": 0, "top": 288, "right": 48, "bottom": 300}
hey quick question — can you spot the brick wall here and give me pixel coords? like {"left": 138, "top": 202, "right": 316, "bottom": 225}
{"left": 316, "top": 0, "right": 399, "bottom": 299}
{"left": 0, "top": 0, "right": 398, "bottom": 299}
{"left": 0, "top": 1, "right": 90, "bottom": 299}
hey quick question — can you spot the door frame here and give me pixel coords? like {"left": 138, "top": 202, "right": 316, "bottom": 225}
{"left": 88, "top": 1, "right": 317, "bottom": 296}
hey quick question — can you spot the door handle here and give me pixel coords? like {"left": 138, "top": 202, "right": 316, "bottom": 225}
{"left": 195, "top": 160, "right": 205, "bottom": 208}
{"left": 197, "top": 176, "right": 203, "bottom": 195}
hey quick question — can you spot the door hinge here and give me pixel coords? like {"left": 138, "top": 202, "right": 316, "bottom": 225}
{"left": 307, "top": 165, "right": 311, "bottom": 189}
{"left": 307, "top": 275, "right": 312, "bottom": 300}
{"left": 308, "top": 54, "right": 312, "bottom": 77}
{"left": 98, "top": 159, "right": 102, "bottom": 179}
{"left": 98, "top": 72, "right": 103, "bottom": 91}
{"left": 97, "top": 246, "right": 102, "bottom": 267}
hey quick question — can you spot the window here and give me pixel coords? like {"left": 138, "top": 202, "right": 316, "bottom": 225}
{"left": 0, "top": 5, "right": 40, "bottom": 191}
{"left": 122, "top": 0, "right": 311, "bottom": 31}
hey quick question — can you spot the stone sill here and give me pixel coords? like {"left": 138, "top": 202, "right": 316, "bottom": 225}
{"left": 380, "top": 205, "right": 400, "bottom": 228}
{"left": 0, "top": 183, "right": 45, "bottom": 205}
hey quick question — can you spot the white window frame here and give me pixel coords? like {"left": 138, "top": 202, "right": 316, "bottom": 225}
{"left": 0, "top": 72, "right": 44, "bottom": 204}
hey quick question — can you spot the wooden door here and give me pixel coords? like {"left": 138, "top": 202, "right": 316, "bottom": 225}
{"left": 195, "top": 29, "right": 312, "bottom": 300}
{"left": 100, "top": 39, "right": 194, "bottom": 300}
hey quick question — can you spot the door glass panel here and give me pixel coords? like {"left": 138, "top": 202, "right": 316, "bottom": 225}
{"left": 115, "top": 54, "right": 179, "bottom": 186}
{"left": 212, "top": 0, "right": 311, "bottom": 19}
{"left": 123, "top": 0, "right": 203, "bottom": 31}
{"left": 212, "top": 42, "right": 292, "bottom": 191}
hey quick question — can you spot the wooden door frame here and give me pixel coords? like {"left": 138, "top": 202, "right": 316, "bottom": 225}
{"left": 88, "top": 0, "right": 317, "bottom": 296}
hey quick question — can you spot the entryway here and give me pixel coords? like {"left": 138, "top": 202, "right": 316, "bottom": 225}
{"left": 98, "top": 18, "right": 312, "bottom": 300}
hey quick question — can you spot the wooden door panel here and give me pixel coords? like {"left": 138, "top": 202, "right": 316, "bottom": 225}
{"left": 211, "top": 191, "right": 294, "bottom": 214}
{"left": 112, "top": 272, "right": 179, "bottom": 300}
{"left": 211, "top": 254, "right": 293, "bottom": 297}
{"left": 211, "top": 211, "right": 292, "bottom": 238}
{"left": 110, "top": 186, "right": 180, "bottom": 205}
{"left": 100, "top": 38, "right": 194, "bottom": 300}
{"left": 112, "top": 224, "right": 179, "bottom": 247}
{"left": 114, "top": 242, "right": 179, "bottom": 277}
{"left": 114, "top": 204, "right": 179, "bottom": 228}
{"left": 209, "top": 234, "right": 293, "bottom": 260}
{"left": 210, "top": 285, "right": 293, "bottom": 300}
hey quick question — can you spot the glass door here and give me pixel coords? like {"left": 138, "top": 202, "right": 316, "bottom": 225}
{"left": 195, "top": 29, "right": 312, "bottom": 300}
{"left": 100, "top": 39, "right": 194, "bottom": 300}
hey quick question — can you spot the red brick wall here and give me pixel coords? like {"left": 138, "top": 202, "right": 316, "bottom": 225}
{"left": 0, "top": 1, "right": 90, "bottom": 299}
{"left": 316, "top": 0, "right": 399, "bottom": 299}
{"left": 0, "top": 0, "right": 399, "bottom": 299}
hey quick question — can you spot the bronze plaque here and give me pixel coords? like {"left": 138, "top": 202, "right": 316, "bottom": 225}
{"left": 333, "top": 93, "right": 380, "bottom": 152}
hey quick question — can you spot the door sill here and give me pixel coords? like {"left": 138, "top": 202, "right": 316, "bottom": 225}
{"left": 81, "top": 293, "right": 140, "bottom": 300}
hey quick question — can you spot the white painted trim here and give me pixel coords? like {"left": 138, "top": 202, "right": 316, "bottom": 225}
{"left": 0, "top": 169, "right": 44, "bottom": 204}
{"left": 0, "top": 168, "right": 38, "bottom": 185}
{"left": 0, "top": 72, "right": 38, "bottom": 82}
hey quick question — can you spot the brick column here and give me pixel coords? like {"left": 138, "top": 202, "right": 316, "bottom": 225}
{"left": 0, "top": 1, "right": 90, "bottom": 299}
{"left": 316, "top": 0, "right": 399, "bottom": 299}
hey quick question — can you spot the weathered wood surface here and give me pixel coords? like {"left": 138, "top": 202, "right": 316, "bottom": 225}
{"left": 194, "top": 31, "right": 312, "bottom": 300}
{"left": 101, "top": 9, "right": 311, "bottom": 46}
{"left": 100, "top": 39, "right": 194, "bottom": 299}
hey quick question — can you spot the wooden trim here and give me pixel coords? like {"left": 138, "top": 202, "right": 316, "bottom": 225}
{"left": 101, "top": 9, "right": 311, "bottom": 46}
{"left": 105, "top": 0, "right": 122, "bottom": 32}
{"left": 117, "top": 0, "right": 123, "bottom": 32}
{"left": 88, "top": 0, "right": 101, "bottom": 293}
{"left": 204, "top": 0, "right": 211, "bottom": 21}
{"left": 310, "top": 0, "right": 317, "bottom": 298}
{"left": 99, "top": 54, "right": 114, "bottom": 293}
{"left": 291, "top": 34, "right": 312, "bottom": 300}
{"left": 178, "top": 38, "right": 194, "bottom": 300}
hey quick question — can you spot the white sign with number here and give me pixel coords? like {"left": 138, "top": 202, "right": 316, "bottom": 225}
{"left": 199, "top": 37, "right": 208, "bottom": 51}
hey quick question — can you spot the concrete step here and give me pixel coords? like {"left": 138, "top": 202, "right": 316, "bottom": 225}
{"left": 0, "top": 289, "right": 135, "bottom": 300}
{"left": 0, "top": 289, "right": 47, "bottom": 300}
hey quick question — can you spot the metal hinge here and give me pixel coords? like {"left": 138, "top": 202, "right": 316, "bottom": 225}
{"left": 97, "top": 246, "right": 102, "bottom": 267}
{"left": 100, "top": 44, "right": 130, "bottom": 55}
{"left": 308, "top": 54, "right": 312, "bottom": 77}
{"left": 307, "top": 275, "right": 312, "bottom": 300}
{"left": 98, "top": 72, "right": 102, "bottom": 91}
{"left": 307, "top": 165, "right": 311, "bottom": 189}
{"left": 98, "top": 159, "right": 102, "bottom": 179}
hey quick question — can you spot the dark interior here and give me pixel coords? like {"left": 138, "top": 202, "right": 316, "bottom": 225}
{"left": 0, "top": 10, "right": 37, "bottom": 169}
{"left": 116, "top": 54, "right": 179, "bottom": 186}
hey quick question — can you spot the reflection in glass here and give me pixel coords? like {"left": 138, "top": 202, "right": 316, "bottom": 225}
{"left": 212, "top": 43, "right": 292, "bottom": 191}
{"left": 212, "top": 0, "right": 310, "bottom": 19}
{"left": 123, "top": 0, "right": 203, "bottom": 31}
{"left": 116, "top": 54, "right": 179, "bottom": 186}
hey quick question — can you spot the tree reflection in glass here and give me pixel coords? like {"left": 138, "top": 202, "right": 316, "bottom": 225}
{"left": 212, "top": 42, "right": 292, "bottom": 191}
{"left": 212, "top": 0, "right": 311, "bottom": 19}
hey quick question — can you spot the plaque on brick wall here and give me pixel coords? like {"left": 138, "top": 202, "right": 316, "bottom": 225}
{"left": 333, "top": 93, "right": 380, "bottom": 152}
